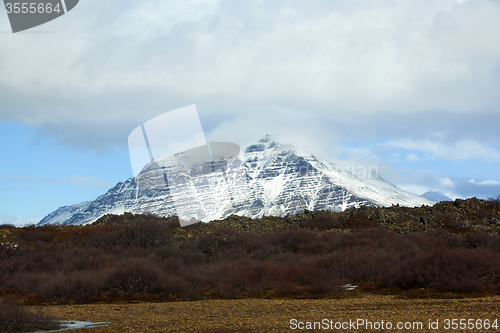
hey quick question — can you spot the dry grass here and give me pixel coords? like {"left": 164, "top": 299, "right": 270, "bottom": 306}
{"left": 32, "top": 295, "right": 500, "bottom": 332}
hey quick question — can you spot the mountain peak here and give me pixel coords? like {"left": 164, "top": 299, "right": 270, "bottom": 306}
{"left": 258, "top": 134, "right": 274, "bottom": 143}
{"left": 245, "top": 135, "right": 282, "bottom": 154}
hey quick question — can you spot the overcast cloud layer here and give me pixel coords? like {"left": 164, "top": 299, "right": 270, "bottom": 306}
{"left": 1, "top": 0, "right": 499, "bottom": 222}
{"left": 1, "top": 0, "right": 499, "bottom": 142}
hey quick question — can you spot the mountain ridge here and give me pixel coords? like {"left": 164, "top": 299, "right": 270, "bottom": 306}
{"left": 421, "top": 191, "right": 452, "bottom": 203}
{"left": 38, "top": 135, "right": 432, "bottom": 226}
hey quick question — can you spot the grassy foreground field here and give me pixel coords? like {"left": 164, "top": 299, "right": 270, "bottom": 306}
{"left": 32, "top": 295, "right": 500, "bottom": 332}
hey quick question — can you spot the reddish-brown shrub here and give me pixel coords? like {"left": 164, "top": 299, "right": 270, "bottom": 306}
{"left": 380, "top": 248, "right": 500, "bottom": 292}
{"left": 0, "top": 298, "right": 60, "bottom": 332}
{"left": 271, "top": 229, "right": 319, "bottom": 254}
{"left": 15, "top": 226, "right": 51, "bottom": 243}
{"left": 464, "top": 231, "right": 492, "bottom": 249}
{"left": 296, "top": 215, "right": 344, "bottom": 231}
{"left": 102, "top": 259, "right": 162, "bottom": 296}
{"left": 157, "top": 272, "right": 199, "bottom": 300}
{"left": 3, "top": 212, "right": 500, "bottom": 303}
{"left": 28, "top": 271, "right": 103, "bottom": 303}
{"left": 119, "top": 220, "right": 172, "bottom": 248}
{"left": 191, "top": 229, "right": 243, "bottom": 258}
{"left": 343, "top": 215, "right": 378, "bottom": 229}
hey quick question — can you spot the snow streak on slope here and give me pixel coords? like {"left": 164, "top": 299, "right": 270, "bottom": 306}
{"left": 38, "top": 136, "right": 433, "bottom": 226}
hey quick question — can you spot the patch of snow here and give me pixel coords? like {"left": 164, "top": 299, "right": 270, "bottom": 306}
{"left": 29, "top": 321, "right": 110, "bottom": 333}
{"left": 341, "top": 284, "right": 358, "bottom": 291}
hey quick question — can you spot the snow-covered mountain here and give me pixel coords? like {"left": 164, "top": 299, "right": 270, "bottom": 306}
{"left": 38, "top": 135, "right": 433, "bottom": 226}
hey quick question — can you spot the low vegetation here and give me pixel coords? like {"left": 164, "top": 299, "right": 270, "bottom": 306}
{"left": 1, "top": 198, "right": 500, "bottom": 305}
{"left": 0, "top": 298, "right": 60, "bottom": 332}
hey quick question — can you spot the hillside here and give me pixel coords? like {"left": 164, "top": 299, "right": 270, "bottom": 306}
{"left": 92, "top": 197, "right": 499, "bottom": 235}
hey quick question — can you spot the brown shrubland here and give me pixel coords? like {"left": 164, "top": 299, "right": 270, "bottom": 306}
{"left": 1, "top": 199, "right": 500, "bottom": 306}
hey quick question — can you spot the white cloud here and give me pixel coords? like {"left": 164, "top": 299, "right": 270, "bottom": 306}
{"left": 1, "top": 0, "right": 500, "bottom": 150}
{"left": 406, "top": 154, "right": 419, "bottom": 162}
{"left": 394, "top": 180, "right": 462, "bottom": 199}
{"left": 439, "top": 177, "right": 455, "bottom": 187}
{"left": 380, "top": 168, "right": 500, "bottom": 200}
{"left": 469, "top": 179, "right": 500, "bottom": 186}
{"left": 0, "top": 215, "right": 39, "bottom": 227}
{"left": 0, "top": 174, "right": 113, "bottom": 188}
{"left": 382, "top": 139, "right": 500, "bottom": 161}
{"left": 384, "top": 168, "right": 499, "bottom": 200}
{"left": 55, "top": 176, "right": 114, "bottom": 187}
{"left": 388, "top": 153, "right": 400, "bottom": 163}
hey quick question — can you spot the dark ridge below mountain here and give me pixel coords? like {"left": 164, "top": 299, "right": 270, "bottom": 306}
{"left": 93, "top": 197, "right": 500, "bottom": 235}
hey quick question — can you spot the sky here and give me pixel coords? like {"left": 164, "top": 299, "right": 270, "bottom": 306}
{"left": 1, "top": 0, "right": 500, "bottom": 226}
